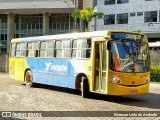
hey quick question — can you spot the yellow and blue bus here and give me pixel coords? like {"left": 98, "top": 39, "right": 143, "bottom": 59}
{"left": 9, "top": 30, "right": 150, "bottom": 98}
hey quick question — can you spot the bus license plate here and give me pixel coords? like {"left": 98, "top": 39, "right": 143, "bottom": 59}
{"left": 130, "top": 90, "right": 138, "bottom": 94}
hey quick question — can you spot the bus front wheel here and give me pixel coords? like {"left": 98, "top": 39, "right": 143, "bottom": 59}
{"left": 25, "top": 70, "right": 33, "bottom": 87}
{"left": 80, "top": 77, "right": 89, "bottom": 98}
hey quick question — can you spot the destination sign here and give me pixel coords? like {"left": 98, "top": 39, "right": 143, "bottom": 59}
{"left": 111, "top": 32, "right": 143, "bottom": 41}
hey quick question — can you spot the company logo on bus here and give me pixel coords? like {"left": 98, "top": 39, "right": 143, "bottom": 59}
{"left": 126, "top": 34, "right": 141, "bottom": 40}
{"left": 45, "top": 62, "right": 67, "bottom": 71}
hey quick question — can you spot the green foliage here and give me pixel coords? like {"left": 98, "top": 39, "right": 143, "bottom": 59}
{"left": 80, "top": 9, "right": 90, "bottom": 22}
{"left": 71, "top": 9, "right": 81, "bottom": 18}
{"left": 71, "top": 6, "right": 104, "bottom": 31}
{"left": 150, "top": 65, "right": 160, "bottom": 82}
{"left": 135, "top": 29, "right": 141, "bottom": 33}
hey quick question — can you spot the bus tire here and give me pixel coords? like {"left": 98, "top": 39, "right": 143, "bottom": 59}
{"left": 25, "top": 70, "right": 33, "bottom": 87}
{"left": 81, "top": 77, "right": 89, "bottom": 98}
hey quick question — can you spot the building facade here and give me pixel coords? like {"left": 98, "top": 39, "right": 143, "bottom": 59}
{"left": 0, "top": 0, "right": 87, "bottom": 54}
{"left": 0, "top": 0, "right": 87, "bottom": 71}
{"left": 96, "top": 0, "right": 160, "bottom": 42}
{"left": 2, "top": 0, "right": 160, "bottom": 71}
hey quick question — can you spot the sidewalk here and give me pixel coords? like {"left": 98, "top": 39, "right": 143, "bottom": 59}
{"left": 150, "top": 82, "right": 160, "bottom": 87}
{"left": 0, "top": 72, "right": 8, "bottom": 74}
{"left": 0, "top": 72, "right": 9, "bottom": 77}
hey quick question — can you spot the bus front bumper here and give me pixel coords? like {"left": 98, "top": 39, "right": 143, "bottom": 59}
{"left": 107, "top": 82, "right": 150, "bottom": 96}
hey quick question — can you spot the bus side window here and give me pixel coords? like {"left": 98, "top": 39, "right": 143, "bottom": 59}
{"left": 62, "top": 40, "right": 71, "bottom": 58}
{"left": 55, "top": 40, "right": 62, "bottom": 58}
{"left": 15, "top": 43, "right": 21, "bottom": 57}
{"left": 86, "top": 39, "right": 91, "bottom": 58}
{"left": 86, "top": 49, "right": 91, "bottom": 58}
{"left": 26, "top": 49, "right": 28, "bottom": 57}
{"left": 72, "top": 40, "right": 77, "bottom": 58}
{"left": 46, "top": 40, "right": 54, "bottom": 58}
{"left": 40, "top": 41, "right": 46, "bottom": 57}
{"left": 72, "top": 38, "right": 91, "bottom": 59}
{"left": 27, "top": 42, "right": 35, "bottom": 57}
{"left": 26, "top": 43, "right": 29, "bottom": 57}
{"left": 20, "top": 42, "right": 26, "bottom": 57}
{"left": 33, "top": 42, "right": 39, "bottom": 57}
{"left": 35, "top": 50, "right": 39, "bottom": 57}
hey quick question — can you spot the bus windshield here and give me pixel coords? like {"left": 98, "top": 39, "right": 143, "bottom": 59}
{"left": 110, "top": 40, "right": 150, "bottom": 72}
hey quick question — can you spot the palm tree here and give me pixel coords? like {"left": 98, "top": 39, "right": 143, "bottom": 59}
{"left": 71, "top": 6, "right": 104, "bottom": 31}
{"left": 135, "top": 29, "right": 141, "bottom": 33}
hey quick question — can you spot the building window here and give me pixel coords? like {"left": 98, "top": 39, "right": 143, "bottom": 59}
{"left": 0, "top": 14, "right": 7, "bottom": 53}
{"left": 15, "top": 14, "right": 43, "bottom": 38}
{"left": 117, "top": 0, "right": 129, "bottom": 4}
{"left": 0, "top": 39, "right": 7, "bottom": 53}
{"left": 104, "top": 14, "right": 115, "bottom": 25}
{"left": 104, "top": 0, "right": 115, "bottom": 5}
{"left": 144, "top": 11, "right": 157, "bottom": 22}
{"left": 130, "top": 12, "right": 136, "bottom": 17}
{"left": 137, "top": 12, "right": 143, "bottom": 16}
{"left": 49, "top": 14, "right": 74, "bottom": 34}
{"left": 93, "top": 0, "right": 97, "bottom": 7}
{"left": 117, "top": 13, "right": 128, "bottom": 24}
{"left": 159, "top": 11, "right": 160, "bottom": 22}
{"left": 98, "top": 16, "right": 103, "bottom": 19}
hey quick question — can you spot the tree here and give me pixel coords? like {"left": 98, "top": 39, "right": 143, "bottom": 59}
{"left": 71, "top": 6, "right": 104, "bottom": 31}
{"left": 135, "top": 29, "right": 141, "bottom": 33}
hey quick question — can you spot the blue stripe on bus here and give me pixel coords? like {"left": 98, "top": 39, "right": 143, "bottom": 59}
{"left": 26, "top": 58, "right": 76, "bottom": 89}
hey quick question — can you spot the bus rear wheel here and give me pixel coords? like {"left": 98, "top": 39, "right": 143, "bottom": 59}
{"left": 25, "top": 70, "right": 33, "bottom": 87}
{"left": 80, "top": 77, "right": 89, "bottom": 98}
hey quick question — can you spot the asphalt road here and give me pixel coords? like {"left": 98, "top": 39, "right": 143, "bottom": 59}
{"left": 0, "top": 73, "right": 160, "bottom": 120}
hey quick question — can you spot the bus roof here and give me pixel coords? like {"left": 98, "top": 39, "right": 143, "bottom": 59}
{"left": 11, "top": 31, "right": 108, "bottom": 43}
{"left": 11, "top": 30, "right": 146, "bottom": 43}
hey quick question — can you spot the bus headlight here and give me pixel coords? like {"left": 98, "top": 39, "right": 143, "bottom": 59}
{"left": 112, "top": 76, "right": 121, "bottom": 84}
{"left": 144, "top": 78, "right": 150, "bottom": 84}
{"left": 109, "top": 74, "right": 122, "bottom": 84}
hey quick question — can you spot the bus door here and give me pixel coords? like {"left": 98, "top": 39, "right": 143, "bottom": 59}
{"left": 94, "top": 41, "right": 106, "bottom": 92}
